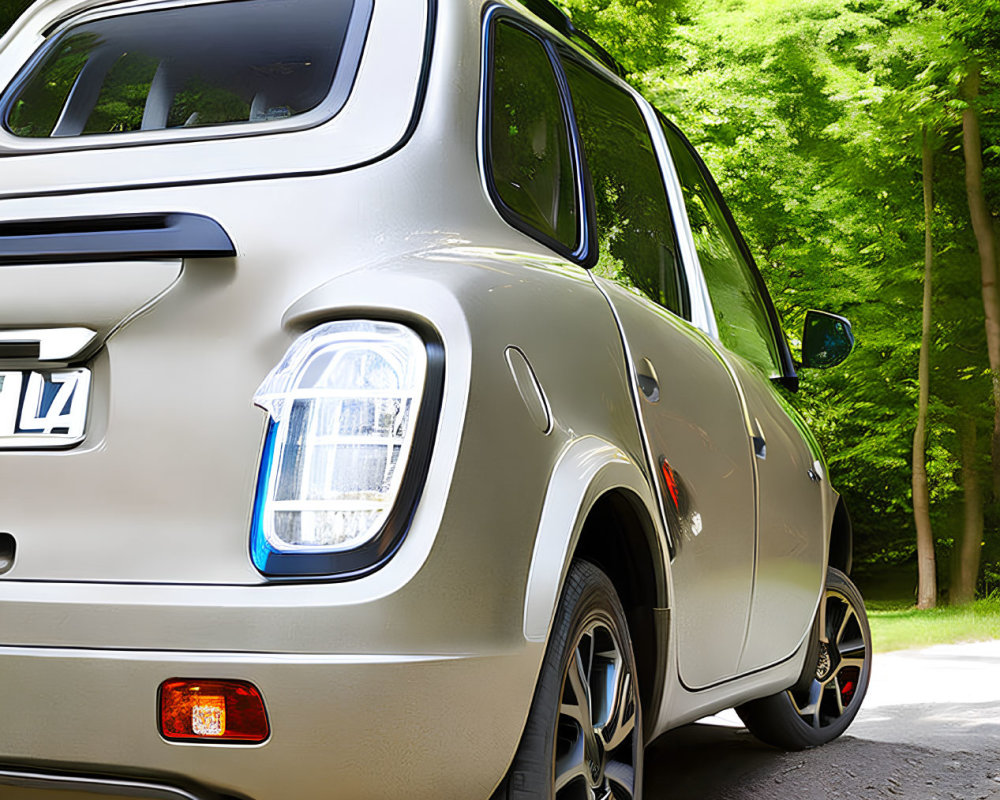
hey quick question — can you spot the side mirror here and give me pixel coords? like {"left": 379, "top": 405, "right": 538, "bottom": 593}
{"left": 801, "top": 310, "right": 854, "bottom": 369}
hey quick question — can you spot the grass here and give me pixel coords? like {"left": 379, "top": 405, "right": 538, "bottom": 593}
{"left": 867, "top": 593, "right": 1000, "bottom": 653}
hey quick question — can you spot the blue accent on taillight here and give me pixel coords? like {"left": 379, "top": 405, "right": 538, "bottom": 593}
{"left": 250, "top": 420, "right": 278, "bottom": 573}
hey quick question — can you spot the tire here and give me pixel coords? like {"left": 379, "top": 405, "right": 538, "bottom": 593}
{"left": 736, "top": 567, "right": 872, "bottom": 751}
{"left": 494, "top": 559, "right": 643, "bottom": 799}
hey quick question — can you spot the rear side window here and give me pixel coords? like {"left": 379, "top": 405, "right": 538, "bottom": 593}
{"left": 561, "top": 55, "right": 687, "bottom": 318}
{"left": 3, "top": 0, "right": 369, "bottom": 138}
{"left": 487, "top": 20, "right": 579, "bottom": 254}
{"left": 660, "top": 119, "right": 783, "bottom": 377}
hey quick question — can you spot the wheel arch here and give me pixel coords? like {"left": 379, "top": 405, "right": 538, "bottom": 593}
{"left": 573, "top": 488, "right": 665, "bottom": 731}
{"left": 522, "top": 436, "right": 668, "bottom": 728}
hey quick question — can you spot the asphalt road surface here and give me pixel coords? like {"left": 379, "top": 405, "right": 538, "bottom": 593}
{"left": 646, "top": 640, "right": 1000, "bottom": 799}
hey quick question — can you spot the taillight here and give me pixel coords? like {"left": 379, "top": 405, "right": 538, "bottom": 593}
{"left": 250, "top": 320, "right": 440, "bottom": 578}
{"left": 159, "top": 679, "right": 269, "bottom": 743}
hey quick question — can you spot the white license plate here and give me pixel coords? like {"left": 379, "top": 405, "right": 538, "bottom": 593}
{"left": 0, "top": 369, "right": 91, "bottom": 448}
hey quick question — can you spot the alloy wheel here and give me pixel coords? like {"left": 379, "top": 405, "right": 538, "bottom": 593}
{"left": 554, "top": 619, "right": 639, "bottom": 800}
{"left": 787, "top": 586, "right": 868, "bottom": 729}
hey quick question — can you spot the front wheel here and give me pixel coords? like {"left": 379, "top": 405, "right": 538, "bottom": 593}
{"left": 736, "top": 567, "right": 871, "bottom": 750}
{"left": 495, "top": 560, "right": 642, "bottom": 799}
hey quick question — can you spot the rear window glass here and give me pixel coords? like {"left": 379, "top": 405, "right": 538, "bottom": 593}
{"left": 3, "top": 0, "right": 369, "bottom": 139}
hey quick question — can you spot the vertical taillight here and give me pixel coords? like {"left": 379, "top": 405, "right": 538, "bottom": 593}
{"left": 251, "top": 320, "right": 435, "bottom": 577}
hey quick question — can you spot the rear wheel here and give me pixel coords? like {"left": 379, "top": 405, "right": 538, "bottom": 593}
{"left": 495, "top": 560, "right": 642, "bottom": 799}
{"left": 736, "top": 567, "right": 871, "bottom": 750}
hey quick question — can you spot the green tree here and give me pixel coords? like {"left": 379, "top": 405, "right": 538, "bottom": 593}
{"left": 639, "top": 0, "right": 1000, "bottom": 604}
{"left": 0, "top": 0, "right": 33, "bottom": 36}
{"left": 554, "top": 0, "right": 687, "bottom": 74}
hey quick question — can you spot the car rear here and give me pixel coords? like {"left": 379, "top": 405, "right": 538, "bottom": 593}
{"left": 0, "top": 1, "right": 551, "bottom": 797}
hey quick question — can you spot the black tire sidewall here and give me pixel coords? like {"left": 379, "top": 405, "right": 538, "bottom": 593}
{"left": 736, "top": 566, "right": 872, "bottom": 750}
{"left": 500, "top": 560, "right": 642, "bottom": 799}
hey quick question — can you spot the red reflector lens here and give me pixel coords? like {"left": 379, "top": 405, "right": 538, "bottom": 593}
{"left": 159, "top": 679, "right": 269, "bottom": 743}
{"left": 660, "top": 458, "right": 680, "bottom": 508}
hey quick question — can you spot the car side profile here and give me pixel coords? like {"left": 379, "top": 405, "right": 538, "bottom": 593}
{"left": 0, "top": 1, "right": 869, "bottom": 798}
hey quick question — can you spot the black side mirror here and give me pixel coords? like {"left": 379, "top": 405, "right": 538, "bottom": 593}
{"left": 801, "top": 310, "right": 854, "bottom": 369}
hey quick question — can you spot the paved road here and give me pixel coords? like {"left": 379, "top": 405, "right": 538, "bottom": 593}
{"left": 645, "top": 641, "right": 1000, "bottom": 799}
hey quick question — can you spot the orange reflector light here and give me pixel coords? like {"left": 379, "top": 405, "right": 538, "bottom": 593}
{"left": 159, "top": 679, "right": 269, "bottom": 743}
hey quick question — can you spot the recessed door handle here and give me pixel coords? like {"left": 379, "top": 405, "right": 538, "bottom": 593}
{"left": 751, "top": 417, "right": 766, "bottom": 459}
{"left": 753, "top": 435, "right": 767, "bottom": 459}
{"left": 637, "top": 373, "right": 659, "bottom": 402}
{"left": 636, "top": 357, "right": 659, "bottom": 402}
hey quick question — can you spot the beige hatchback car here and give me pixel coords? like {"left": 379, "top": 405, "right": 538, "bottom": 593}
{"left": 0, "top": 0, "right": 869, "bottom": 798}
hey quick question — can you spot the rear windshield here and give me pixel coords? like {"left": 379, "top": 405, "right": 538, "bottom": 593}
{"left": 3, "top": 0, "right": 369, "bottom": 139}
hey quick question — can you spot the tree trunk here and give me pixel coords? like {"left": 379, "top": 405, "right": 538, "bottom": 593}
{"left": 961, "top": 61, "right": 1000, "bottom": 499}
{"left": 952, "top": 415, "right": 983, "bottom": 605}
{"left": 914, "top": 126, "right": 937, "bottom": 610}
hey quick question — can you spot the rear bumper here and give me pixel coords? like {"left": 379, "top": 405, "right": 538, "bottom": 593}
{"left": 0, "top": 767, "right": 212, "bottom": 800}
{"left": 0, "top": 643, "right": 541, "bottom": 800}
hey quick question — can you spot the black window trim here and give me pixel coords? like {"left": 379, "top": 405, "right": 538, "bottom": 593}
{"left": 482, "top": 7, "right": 591, "bottom": 263}
{"left": 485, "top": 7, "right": 716, "bottom": 327}
{"left": 484, "top": 5, "right": 697, "bottom": 324}
{"left": 657, "top": 113, "right": 798, "bottom": 387}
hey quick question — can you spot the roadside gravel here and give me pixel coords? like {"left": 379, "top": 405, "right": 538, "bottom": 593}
{"left": 646, "top": 640, "right": 1000, "bottom": 799}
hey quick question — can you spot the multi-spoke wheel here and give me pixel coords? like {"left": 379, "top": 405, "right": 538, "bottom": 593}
{"left": 555, "top": 619, "right": 638, "bottom": 799}
{"left": 736, "top": 567, "right": 871, "bottom": 750}
{"left": 493, "top": 560, "right": 642, "bottom": 800}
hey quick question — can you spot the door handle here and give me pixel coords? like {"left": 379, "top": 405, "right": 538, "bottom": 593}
{"left": 751, "top": 417, "right": 766, "bottom": 459}
{"left": 636, "top": 357, "right": 659, "bottom": 402}
{"left": 637, "top": 373, "right": 659, "bottom": 402}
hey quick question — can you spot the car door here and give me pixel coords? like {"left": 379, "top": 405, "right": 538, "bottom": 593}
{"left": 659, "top": 118, "right": 825, "bottom": 673}
{"left": 559, "top": 51, "right": 758, "bottom": 689}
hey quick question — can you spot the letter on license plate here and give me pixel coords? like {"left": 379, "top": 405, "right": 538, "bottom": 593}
{"left": 0, "top": 369, "right": 91, "bottom": 448}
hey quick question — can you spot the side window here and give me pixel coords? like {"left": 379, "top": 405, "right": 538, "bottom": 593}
{"left": 660, "top": 119, "right": 783, "bottom": 377}
{"left": 561, "top": 55, "right": 688, "bottom": 318}
{"left": 488, "top": 21, "right": 578, "bottom": 253}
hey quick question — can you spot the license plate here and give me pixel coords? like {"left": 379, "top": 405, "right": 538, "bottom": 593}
{"left": 0, "top": 369, "right": 91, "bottom": 448}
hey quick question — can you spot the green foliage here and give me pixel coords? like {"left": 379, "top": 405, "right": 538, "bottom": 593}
{"left": 83, "top": 51, "right": 160, "bottom": 135}
{"left": 0, "top": 0, "right": 32, "bottom": 37}
{"left": 869, "top": 593, "right": 1000, "bottom": 651}
{"left": 982, "top": 561, "right": 1000, "bottom": 596}
{"left": 168, "top": 78, "right": 251, "bottom": 128}
{"left": 629, "top": 0, "right": 1000, "bottom": 597}
{"left": 7, "top": 32, "right": 94, "bottom": 136}
{"left": 553, "top": 0, "right": 687, "bottom": 74}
